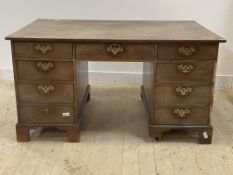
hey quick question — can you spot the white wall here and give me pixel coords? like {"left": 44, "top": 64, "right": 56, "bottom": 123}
{"left": 0, "top": 0, "right": 233, "bottom": 86}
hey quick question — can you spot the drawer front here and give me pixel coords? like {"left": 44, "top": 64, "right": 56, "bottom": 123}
{"left": 153, "top": 107, "right": 210, "bottom": 125}
{"left": 76, "top": 43, "right": 155, "bottom": 61}
{"left": 16, "top": 60, "right": 74, "bottom": 81}
{"left": 14, "top": 42, "right": 73, "bottom": 59}
{"left": 156, "top": 62, "right": 215, "bottom": 82}
{"left": 158, "top": 43, "right": 218, "bottom": 60}
{"left": 154, "top": 85, "right": 212, "bottom": 106}
{"left": 19, "top": 105, "right": 74, "bottom": 124}
{"left": 18, "top": 83, "right": 74, "bottom": 103}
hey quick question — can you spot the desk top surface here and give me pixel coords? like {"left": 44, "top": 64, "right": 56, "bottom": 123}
{"left": 6, "top": 19, "right": 225, "bottom": 42}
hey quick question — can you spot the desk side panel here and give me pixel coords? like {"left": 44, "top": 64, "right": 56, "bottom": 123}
{"left": 76, "top": 61, "right": 89, "bottom": 121}
{"left": 142, "top": 62, "right": 154, "bottom": 121}
{"left": 11, "top": 41, "right": 20, "bottom": 122}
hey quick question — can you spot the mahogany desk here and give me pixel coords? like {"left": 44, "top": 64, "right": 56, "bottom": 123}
{"left": 6, "top": 19, "right": 226, "bottom": 143}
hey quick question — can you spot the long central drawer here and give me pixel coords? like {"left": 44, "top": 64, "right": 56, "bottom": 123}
{"left": 76, "top": 43, "right": 155, "bottom": 61}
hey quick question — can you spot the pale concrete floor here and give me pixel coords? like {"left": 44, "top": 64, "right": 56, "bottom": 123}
{"left": 0, "top": 80, "right": 233, "bottom": 175}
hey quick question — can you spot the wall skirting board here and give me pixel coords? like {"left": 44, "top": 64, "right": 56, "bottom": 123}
{"left": 0, "top": 69, "right": 232, "bottom": 88}
{"left": 0, "top": 69, "right": 14, "bottom": 80}
{"left": 215, "top": 75, "right": 233, "bottom": 88}
{"left": 89, "top": 71, "right": 143, "bottom": 85}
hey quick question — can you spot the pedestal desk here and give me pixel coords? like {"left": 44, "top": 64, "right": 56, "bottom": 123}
{"left": 5, "top": 19, "right": 226, "bottom": 143}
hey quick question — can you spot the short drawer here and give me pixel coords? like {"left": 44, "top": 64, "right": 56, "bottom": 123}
{"left": 16, "top": 60, "right": 74, "bottom": 81}
{"left": 154, "top": 85, "right": 212, "bottom": 106}
{"left": 158, "top": 43, "right": 218, "bottom": 60}
{"left": 156, "top": 62, "right": 215, "bottom": 82}
{"left": 76, "top": 43, "right": 155, "bottom": 61}
{"left": 152, "top": 106, "right": 210, "bottom": 125}
{"left": 18, "top": 83, "right": 74, "bottom": 103}
{"left": 14, "top": 42, "right": 73, "bottom": 59}
{"left": 19, "top": 105, "right": 74, "bottom": 124}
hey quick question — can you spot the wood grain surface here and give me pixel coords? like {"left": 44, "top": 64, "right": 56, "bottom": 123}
{"left": 5, "top": 19, "right": 226, "bottom": 42}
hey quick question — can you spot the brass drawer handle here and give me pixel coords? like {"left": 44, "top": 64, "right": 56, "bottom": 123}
{"left": 173, "top": 108, "right": 191, "bottom": 118}
{"left": 36, "top": 61, "right": 54, "bottom": 71}
{"left": 34, "top": 44, "right": 53, "bottom": 54}
{"left": 38, "top": 84, "right": 55, "bottom": 94}
{"left": 176, "top": 86, "right": 192, "bottom": 96}
{"left": 177, "top": 64, "right": 194, "bottom": 73}
{"left": 178, "top": 46, "right": 196, "bottom": 56}
{"left": 106, "top": 44, "right": 124, "bottom": 56}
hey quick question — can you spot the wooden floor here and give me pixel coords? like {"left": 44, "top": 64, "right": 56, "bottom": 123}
{"left": 0, "top": 80, "right": 233, "bottom": 175}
